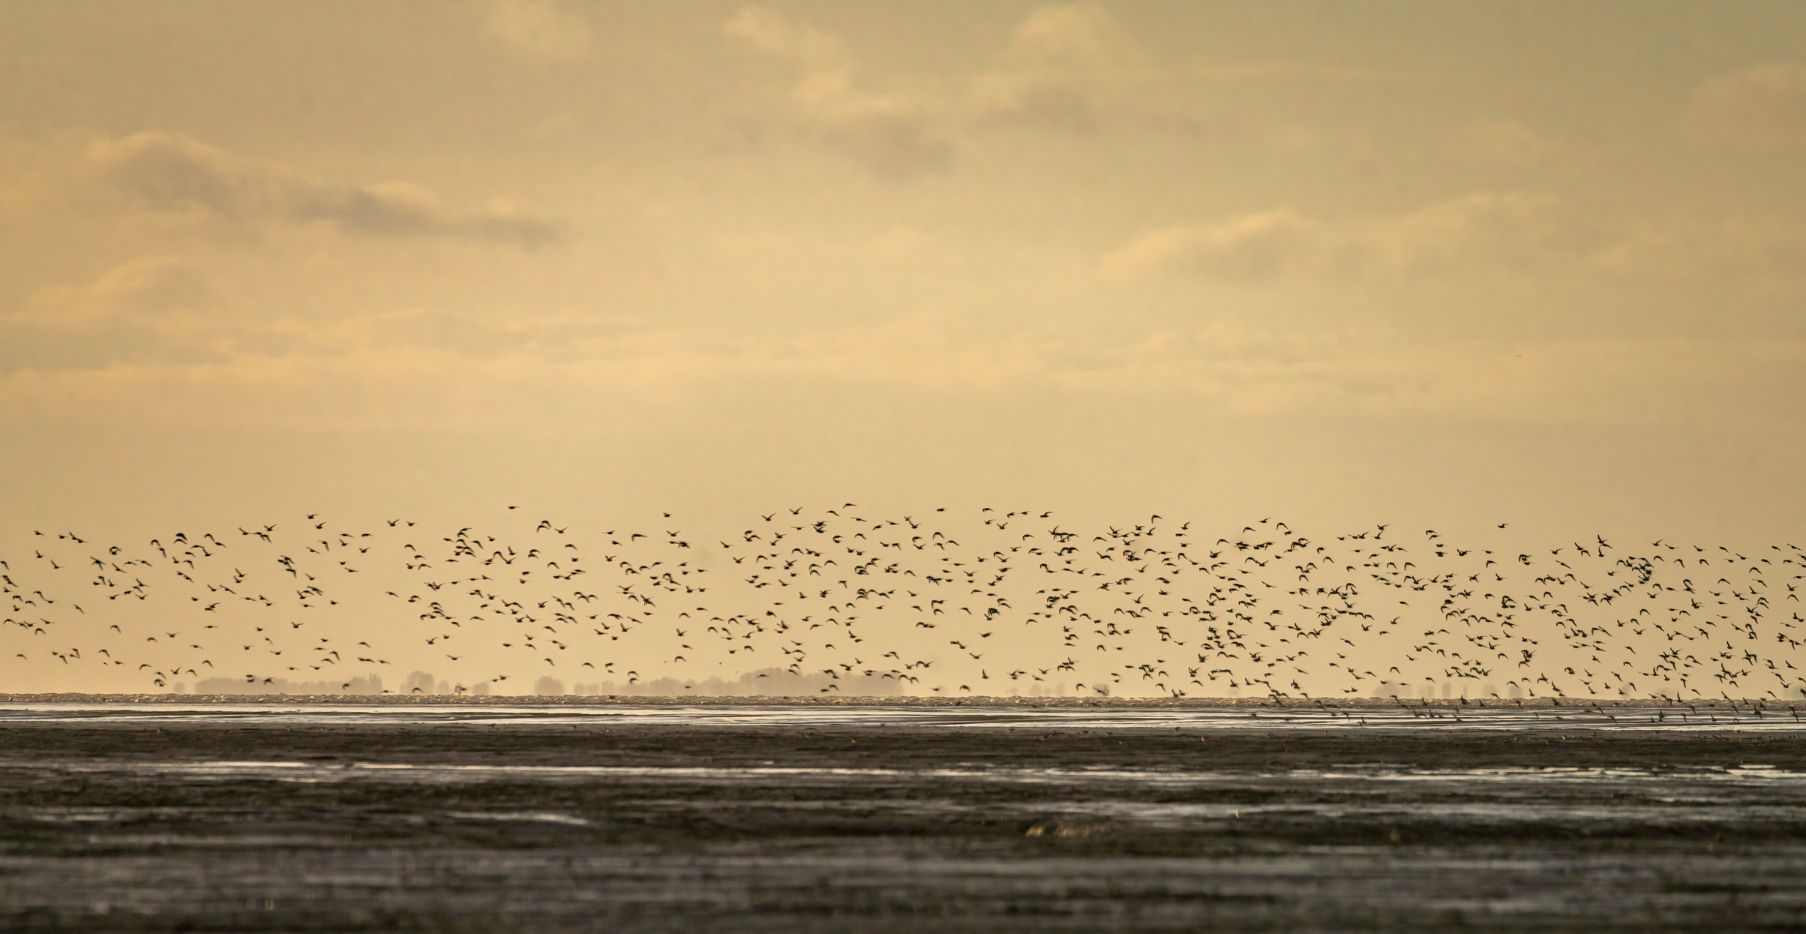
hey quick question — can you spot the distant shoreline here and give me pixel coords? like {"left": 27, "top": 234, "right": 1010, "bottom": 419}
{"left": 1, "top": 693, "right": 1798, "bottom": 709}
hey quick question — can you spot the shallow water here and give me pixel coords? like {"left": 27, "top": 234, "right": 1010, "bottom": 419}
{"left": 3, "top": 703, "right": 1805, "bottom": 930}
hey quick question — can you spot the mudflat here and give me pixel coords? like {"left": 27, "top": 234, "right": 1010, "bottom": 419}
{"left": 2, "top": 706, "right": 1805, "bottom": 930}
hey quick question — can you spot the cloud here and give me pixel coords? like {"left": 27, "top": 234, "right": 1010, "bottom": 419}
{"left": 810, "top": 102, "right": 953, "bottom": 181}
{"left": 88, "top": 131, "right": 561, "bottom": 244}
{"left": 70, "top": 256, "right": 217, "bottom": 319}
{"left": 722, "top": 3, "right": 1397, "bottom": 169}
{"left": 965, "top": 6, "right": 1408, "bottom": 142}
{"left": 1189, "top": 62, "right": 1414, "bottom": 84}
{"left": 88, "top": 131, "right": 258, "bottom": 219}
{"left": 1102, "top": 209, "right": 1325, "bottom": 282}
{"left": 722, "top": 5, "right": 851, "bottom": 75}
{"left": 1359, "top": 192, "right": 1560, "bottom": 273}
{"left": 723, "top": 6, "right": 951, "bottom": 181}
{"left": 1, "top": 246, "right": 1798, "bottom": 431}
{"left": 1445, "top": 118, "right": 1561, "bottom": 168}
{"left": 11, "top": 295, "right": 1801, "bottom": 433}
{"left": 315, "top": 308, "right": 642, "bottom": 362}
{"left": 2, "top": 252, "right": 643, "bottom": 377}
{"left": 289, "top": 181, "right": 558, "bottom": 243}
{"left": 1, "top": 257, "right": 232, "bottom": 374}
{"left": 1593, "top": 214, "right": 1806, "bottom": 290}
{"left": 12, "top": 256, "right": 217, "bottom": 329}
{"left": 1687, "top": 62, "right": 1806, "bottom": 151}
{"left": 484, "top": 0, "right": 591, "bottom": 61}
{"left": 1102, "top": 192, "right": 1561, "bottom": 283}
{"left": 1006, "top": 3, "right": 1136, "bottom": 67}
{"left": 967, "top": 4, "right": 1138, "bottom": 134}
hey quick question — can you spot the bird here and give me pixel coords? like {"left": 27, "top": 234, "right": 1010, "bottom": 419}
{"left": 3, "top": 505, "right": 1801, "bottom": 713}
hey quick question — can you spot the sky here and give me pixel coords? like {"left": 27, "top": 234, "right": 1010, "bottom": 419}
{"left": 3, "top": 2, "right": 1806, "bottom": 695}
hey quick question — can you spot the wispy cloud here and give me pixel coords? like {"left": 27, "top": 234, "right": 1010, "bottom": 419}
{"left": 88, "top": 131, "right": 562, "bottom": 245}
{"left": 1687, "top": 62, "right": 1806, "bottom": 151}
{"left": 484, "top": 0, "right": 591, "bottom": 61}
{"left": 1444, "top": 118, "right": 1562, "bottom": 168}
{"left": 1102, "top": 193, "right": 1562, "bottom": 283}
{"left": 966, "top": 3, "right": 1139, "bottom": 134}
{"left": 1593, "top": 213, "right": 1806, "bottom": 291}
{"left": 724, "top": 6, "right": 952, "bottom": 181}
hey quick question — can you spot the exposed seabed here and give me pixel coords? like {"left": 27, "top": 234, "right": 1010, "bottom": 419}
{"left": 2, "top": 699, "right": 1804, "bottom": 930}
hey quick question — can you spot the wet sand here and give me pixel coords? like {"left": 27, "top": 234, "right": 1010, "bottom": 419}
{"left": 3, "top": 704, "right": 1805, "bottom": 930}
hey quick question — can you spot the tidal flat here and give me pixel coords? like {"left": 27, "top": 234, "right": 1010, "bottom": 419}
{"left": 2, "top": 702, "right": 1805, "bottom": 931}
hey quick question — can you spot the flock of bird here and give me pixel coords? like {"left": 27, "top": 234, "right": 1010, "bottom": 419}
{"left": 4, "top": 506, "right": 1805, "bottom": 703}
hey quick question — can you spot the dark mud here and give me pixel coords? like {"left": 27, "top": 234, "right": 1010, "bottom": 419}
{"left": 3, "top": 714, "right": 1805, "bottom": 930}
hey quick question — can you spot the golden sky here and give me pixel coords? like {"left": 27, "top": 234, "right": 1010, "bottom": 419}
{"left": 3, "top": 2, "right": 1805, "bottom": 695}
